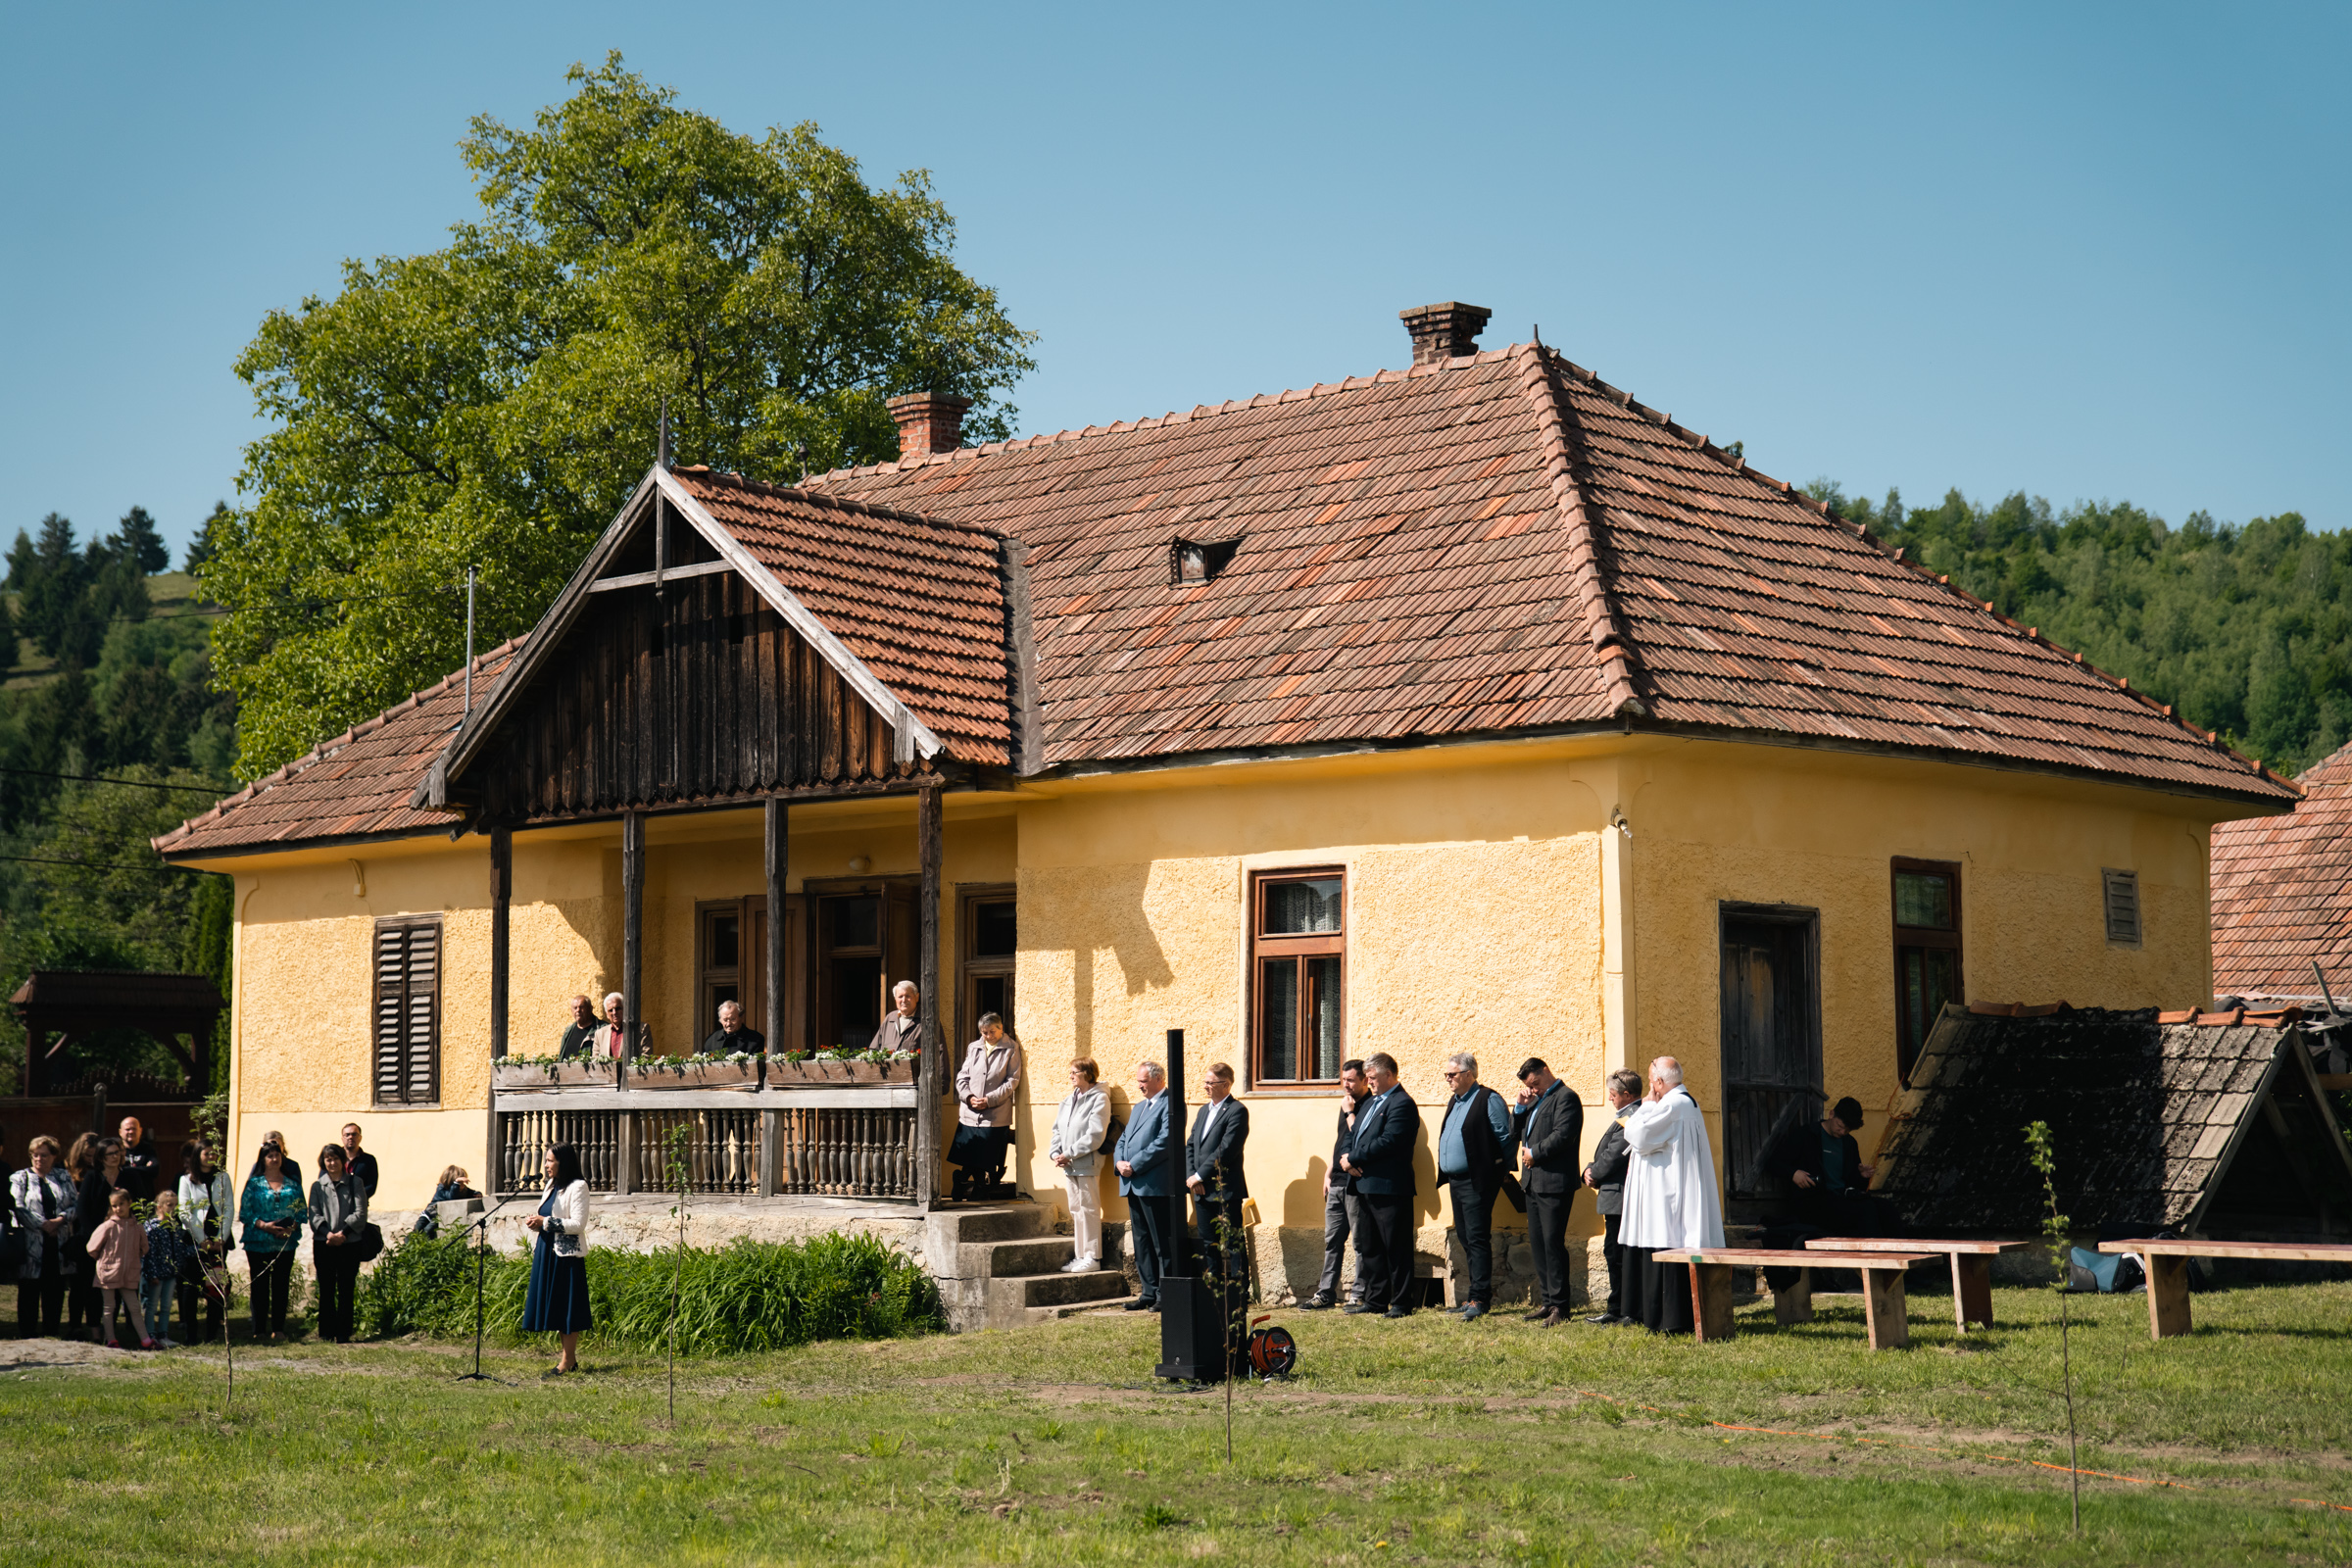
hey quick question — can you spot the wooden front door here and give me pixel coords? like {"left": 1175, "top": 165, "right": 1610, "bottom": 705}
{"left": 1720, "top": 906, "right": 1823, "bottom": 1201}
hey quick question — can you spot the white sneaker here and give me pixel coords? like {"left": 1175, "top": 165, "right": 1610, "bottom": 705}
{"left": 1056, "top": 1257, "right": 1080, "bottom": 1272}
{"left": 1068, "top": 1257, "right": 1101, "bottom": 1273}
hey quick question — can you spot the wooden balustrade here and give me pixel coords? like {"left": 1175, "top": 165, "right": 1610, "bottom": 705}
{"left": 497, "top": 1095, "right": 919, "bottom": 1200}
{"left": 499, "top": 1107, "right": 625, "bottom": 1194}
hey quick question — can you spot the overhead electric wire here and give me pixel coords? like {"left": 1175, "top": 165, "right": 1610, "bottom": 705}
{"left": 0, "top": 851, "right": 200, "bottom": 875}
{"left": 0, "top": 765, "right": 226, "bottom": 797}
{"left": 19, "top": 581, "right": 473, "bottom": 632}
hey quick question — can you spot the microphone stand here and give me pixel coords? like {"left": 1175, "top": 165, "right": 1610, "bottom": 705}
{"left": 455, "top": 1193, "right": 522, "bottom": 1384}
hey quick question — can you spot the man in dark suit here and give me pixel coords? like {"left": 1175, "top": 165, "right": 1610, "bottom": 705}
{"left": 1580, "top": 1068, "right": 1640, "bottom": 1323}
{"left": 1514, "top": 1056, "right": 1587, "bottom": 1325}
{"left": 1113, "top": 1060, "right": 1174, "bottom": 1310}
{"left": 1338, "top": 1052, "right": 1420, "bottom": 1318}
{"left": 1185, "top": 1061, "right": 1250, "bottom": 1306}
{"left": 1304, "top": 1059, "right": 1370, "bottom": 1309}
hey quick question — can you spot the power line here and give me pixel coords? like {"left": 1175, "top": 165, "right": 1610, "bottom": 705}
{"left": 0, "top": 851, "right": 201, "bottom": 875}
{"left": 10, "top": 581, "right": 473, "bottom": 632}
{"left": 0, "top": 766, "right": 226, "bottom": 797}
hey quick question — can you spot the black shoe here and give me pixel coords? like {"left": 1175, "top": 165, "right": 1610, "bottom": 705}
{"left": 1521, "top": 1307, "right": 1552, "bottom": 1322}
{"left": 1383, "top": 1305, "right": 1413, "bottom": 1319}
{"left": 1583, "top": 1312, "right": 1614, "bottom": 1324}
{"left": 1124, "top": 1298, "right": 1157, "bottom": 1312}
{"left": 1442, "top": 1302, "right": 1471, "bottom": 1316}
{"left": 1342, "top": 1302, "right": 1378, "bottom": 1315}
{"left": 1299, "top": 1295, "right": 1338, "bottom": 1310}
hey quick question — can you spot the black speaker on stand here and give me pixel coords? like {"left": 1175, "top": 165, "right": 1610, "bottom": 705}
{"left": 1152, "top": 1026, "right": 1230, "bottom": 1384}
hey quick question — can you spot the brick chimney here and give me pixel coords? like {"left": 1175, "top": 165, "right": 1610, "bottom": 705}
{"left": 1399, "top": 302, "right": 1493, "bottom": 367}
{"left": 886, "top": 393, "right": 972, "bottom": 460}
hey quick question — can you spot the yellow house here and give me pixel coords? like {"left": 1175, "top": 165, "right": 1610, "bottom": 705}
{"left": 158, "top": 302, "right": 2295, "bottom": 1314}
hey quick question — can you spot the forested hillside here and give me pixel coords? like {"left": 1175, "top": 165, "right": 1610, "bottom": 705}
{"left": 0, "top": 509, "right": 234, "bottom": 1093}
{"left": 1805, "top": 482, "right": 2350, "bottom": 777}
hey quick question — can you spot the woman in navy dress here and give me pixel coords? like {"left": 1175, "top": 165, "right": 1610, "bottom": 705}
{"left": 520, "top": 1143, "right": 591, "bottom": 1374}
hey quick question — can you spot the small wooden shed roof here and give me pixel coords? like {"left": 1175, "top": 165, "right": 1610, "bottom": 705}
{"left": 1874, "top": 1001, "right": 2352, "bottom": 1241}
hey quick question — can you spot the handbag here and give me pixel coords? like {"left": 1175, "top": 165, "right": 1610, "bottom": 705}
{"left": 353, "top": 1222, "right": 385, "bottom": 1263}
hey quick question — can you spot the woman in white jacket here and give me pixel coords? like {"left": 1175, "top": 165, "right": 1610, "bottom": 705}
{"left": 1048, "top": 1059, "right": 1111, "bottom": 1273}
{"left": 521, "top": 1142, "right": 592, "bottom": 1374}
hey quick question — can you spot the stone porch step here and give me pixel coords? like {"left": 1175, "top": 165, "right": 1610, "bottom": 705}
{"left": 985, "top": 1265, "right": 1132, "bottom": 1327}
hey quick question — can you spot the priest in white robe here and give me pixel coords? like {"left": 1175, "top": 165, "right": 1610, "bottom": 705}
{"left": 1618, "top": 1056, "right": 1726, "bottom": 1335}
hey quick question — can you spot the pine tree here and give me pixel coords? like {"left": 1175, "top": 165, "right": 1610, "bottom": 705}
{"left": 116, "top": 506, "right": 170, "bottom": 575}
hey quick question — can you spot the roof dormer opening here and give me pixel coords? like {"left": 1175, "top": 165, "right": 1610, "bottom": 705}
{"left": 1171, "top": 535, "right": 1240, "bottom": 586}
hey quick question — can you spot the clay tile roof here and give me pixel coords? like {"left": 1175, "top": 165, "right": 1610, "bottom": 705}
{"left": 153, "top": 640, "right": 525, "bottom": 859}
{"left": 814, "top": 344, "right": 2296, "bottom": 801}
{"left": 670, "top": 469, "right": 1013, "bottom": 766}
{"left": 2212, "top": 741, "right": 2352, "bottom": 997}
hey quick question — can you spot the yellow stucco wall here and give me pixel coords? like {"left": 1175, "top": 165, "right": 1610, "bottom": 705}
{"left": 1008, "top": 752, "right": 1610, "bottom": 1237}
{"left": 1619, "top": 737, "right": 2231, "bottom": 1176}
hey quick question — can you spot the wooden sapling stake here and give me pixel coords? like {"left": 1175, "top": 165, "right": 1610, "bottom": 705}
{"left": 2024, "top": 1120, "right": 2081, "bottom": 1534}
{"left": 666, "top": 1122, "right": 692, "bottom": 1422}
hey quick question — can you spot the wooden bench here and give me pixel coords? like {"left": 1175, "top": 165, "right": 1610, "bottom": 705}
{"left": 2097, "top": 1239, "right": 2352, "bottom": 1341}
{"left": 1806, "top": 1238, "right": 2035, "bottom": 1332}
{"left": 1683, "top": 1250, "right": 1936, "bottom": 1349}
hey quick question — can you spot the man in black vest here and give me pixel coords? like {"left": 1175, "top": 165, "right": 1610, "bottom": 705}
{"left": 1338, "top": 1053, "right": 1420, "bottom": 1317}
{"left": 1437, "top": 1053, "right": 1517, "bottom": 1321}
{"left": 558, "top": 995, "right": 599, "bottom": 1059}
{"left": 1515, "top": 1056, "right": 1588, "bottom": 1325}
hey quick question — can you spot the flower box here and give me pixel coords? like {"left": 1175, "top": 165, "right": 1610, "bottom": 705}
{"left": 765, "top": 1057, "right": 915, "bottom": 1086}
{"left": 627, "top": 1058, "right": 762, "bottom": 1092}
{"left": 493, "top": 1059, "right": 616, "bottom": 1093}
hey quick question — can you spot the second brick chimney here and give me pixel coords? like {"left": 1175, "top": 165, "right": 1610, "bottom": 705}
{"left": 887, "top": 392, "right": 972, "bottom": 460}
{"left": 1399, "top": 302, "right": 1493, "bottom": 367}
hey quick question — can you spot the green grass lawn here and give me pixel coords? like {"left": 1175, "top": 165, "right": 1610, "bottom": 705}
{"left": 7, "top": 1283, "right": 2352, "bottom": 1565}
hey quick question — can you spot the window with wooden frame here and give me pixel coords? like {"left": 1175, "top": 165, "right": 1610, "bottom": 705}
{"left": 371, "top": 917, "right": 441, "bottom": 1105}
{"left": 1890, "top": 858, "right": 1961, "bottom": 1085}
{"left": 957, "top": 884, "right": 1016, "bottom": 1048}
{"left": 1250, "top": 869, "right": 1346, "bottom": 1086}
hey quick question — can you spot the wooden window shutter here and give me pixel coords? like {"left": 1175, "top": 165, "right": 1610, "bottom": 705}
{"left": 2101, "top": 868, "right": 2141, "bottom": 948}
{"left": 372, "top": 918, "right": 442, "bottom": 1104}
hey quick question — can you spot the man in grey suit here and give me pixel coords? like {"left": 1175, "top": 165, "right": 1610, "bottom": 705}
{"left": 1114, "top": 1060, "right": 1175, "bottom": 1311}
{"left": 1581, "top": 1068, "right": 1642, "bottom": 1324}
{"left": 1338, "top": 1053, "right": 1420, "bottom": 1318}
{"left": 1513, "top": 1056, "right": 1586, "bottom": 1326}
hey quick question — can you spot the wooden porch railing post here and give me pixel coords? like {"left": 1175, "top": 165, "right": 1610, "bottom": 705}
{"left": 763, "top": 796, "right": 787, "bottom": 1197}
{"left": 916, "top": 784, "right": 942, "bottom": 1207}
{"left": 621, "top": 809, "right": 644, "bottom": 1056}
{"left": 488, "top": 825, "right": 512, "bottom": 1202}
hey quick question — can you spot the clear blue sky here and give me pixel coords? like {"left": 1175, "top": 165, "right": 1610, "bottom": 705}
{"left": 4, "top": 2, "right": 2347, "bottom": 561}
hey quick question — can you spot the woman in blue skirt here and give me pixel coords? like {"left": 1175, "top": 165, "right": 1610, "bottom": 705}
{"left": 521, "top": 1143, "right": 591, "bottom": 1374}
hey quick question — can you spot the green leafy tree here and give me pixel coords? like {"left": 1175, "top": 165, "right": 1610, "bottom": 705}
{"left": 1806, "top": 478, "right": 2352, "bottom": 775}
{"left": 206, "top": 53, "right": 1035, "bottom": 779}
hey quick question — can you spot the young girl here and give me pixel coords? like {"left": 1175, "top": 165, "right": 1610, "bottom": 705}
{"left": 83, "top": 1188, "right": 153, "bottom": 1349}
{"left": 142, "top": 1190, "right": 195, "bottom": 1348}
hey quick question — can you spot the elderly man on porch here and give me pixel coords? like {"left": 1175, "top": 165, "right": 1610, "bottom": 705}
{"left": 869, "top": 981, "right": 923, "bottom": 1056}
{"left": 557, "top": 995, "right": 599, "bottom": 1059}
{"left": 950, "top": 1012, "right": 1022, "bottom": 1201}
{"left": 596, "top": 992, "right": 652, "bottom": 1060}
{"left": 704, "top": 1000, "right": 765, "bottom": 1055}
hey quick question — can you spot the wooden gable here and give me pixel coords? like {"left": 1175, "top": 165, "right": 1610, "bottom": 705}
{"left": 436, "top": 469, "right": 942, "bottom": 825}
